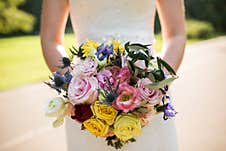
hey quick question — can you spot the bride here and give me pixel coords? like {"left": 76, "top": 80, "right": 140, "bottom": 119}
{"left": 41, "top": 0, "right": 186, "bottom": 150}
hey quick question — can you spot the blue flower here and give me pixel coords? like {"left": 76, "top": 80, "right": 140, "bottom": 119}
{"left": 162, "top": 95, "right": 177, "bottom": 120}
{"left": 64, "top": 71, "right": 73, "bottom": 83}
{"left": 53, "top": 71, "right": 72, "bottom": 88}
{"left": 53, "top": 72, "right": 66, "bottom": 87}
{"left": 95, "top": 43, "right": 114, "bottom": 61}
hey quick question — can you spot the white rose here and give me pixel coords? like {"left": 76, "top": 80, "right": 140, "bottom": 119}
{"left": 44, "top": 97, "right": 65, "bottom": 117}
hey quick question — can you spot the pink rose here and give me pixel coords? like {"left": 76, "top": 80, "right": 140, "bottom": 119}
{"left": 108, "top": 66, "right": 121, "bottom": 80}
{"left": 137, "top": 78, "right": 162, "bottom": 105}
{"left": 96, "top": 69, "right": 114, "bottom": 90}
{"left": 117, "top": 66, "right": 131, "bottom": 83}
{"left": 108, "top": 66, "right": 131, "bottom": 86}
{"left": 72, "top": 57, "right": 97, "bottom": 77}
{"left": 113, "top": 83, "right": 141, "bottom": 112}
{"left": 68, "top": 77, "right": 98, "bottom": 104}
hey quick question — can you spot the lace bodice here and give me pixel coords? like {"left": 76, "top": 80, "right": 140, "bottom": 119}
{"left": 69, "top": 0, "right": 156, "bottom": 45}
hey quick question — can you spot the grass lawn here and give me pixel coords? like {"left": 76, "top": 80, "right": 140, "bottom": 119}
{"left": 0, "top": 34, "right": 200, "bottom": 90}
{"left": 0, "top": 34, "right": 75, "bottom": 90}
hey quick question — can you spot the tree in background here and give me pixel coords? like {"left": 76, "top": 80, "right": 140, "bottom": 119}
{"left": 0, "top": 0, "right": 35, "bottom": 35}
{"left": 20, "top": 0, "right": 72, "bottom": 35}
{"left": 185, "top": 0, "right": 226, "bottom": 32}
{"left": 19, "top": 0, "right": 42, "bottom": 34}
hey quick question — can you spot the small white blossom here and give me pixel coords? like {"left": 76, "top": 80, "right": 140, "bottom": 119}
{"left": 44, "top": 97, "right": 65, "bottom": 117}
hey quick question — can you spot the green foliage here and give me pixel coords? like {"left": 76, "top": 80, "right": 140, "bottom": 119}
{"left": 19, "top": 0, "right": 42, "bottom": 34}
{"left": 0, "top": 34, "right": 200, "bottom": 90}
{"left": 185, "top": 0, "right": 226, "bottom": 32}
{"left": 125, "top": 42, "right": 151, "bottom": 65}
{"left": 106, "top": 135, "right": 136, "bottom": 149}
{"left": 145, "top": 76, "right": 178, "bottom": 89}
{"left": 186, "top": 19, "right": 214, "bottom": 39}
{"left": 20, "top": 0, "right": 72, "bottom": 35}
{"left": 157, "top": 57, "right": 176, "bottom": 75}
{"left": 0, "top": 0, "right": 35, "bottom": 35}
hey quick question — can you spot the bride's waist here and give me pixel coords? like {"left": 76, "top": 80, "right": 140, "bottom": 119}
{"left": 75, "top": 30, "right": 154, "bottom": 44}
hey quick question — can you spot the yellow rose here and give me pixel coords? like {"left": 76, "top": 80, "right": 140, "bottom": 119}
{"left": 113, "top": 114, "right": 141, "bottom": 141}
{"left": 83, "top": 117, "right": 109, "bottom": 137}
{"left": 91, "top": 102, "right": 118, "bottom": 125}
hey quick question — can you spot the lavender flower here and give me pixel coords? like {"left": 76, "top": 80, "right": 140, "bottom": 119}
{"left": 162, "top": 95, "right": 177, "bottom": 120}
{"left": 164, "top": 102, "right": 177, "bottom": 117}
{"left": 95, "top": 43, "right": 114, "bottom": 61}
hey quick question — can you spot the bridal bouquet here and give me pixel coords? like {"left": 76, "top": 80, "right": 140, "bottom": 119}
{"left": 44, "top": 39, "right": 178, "bottom": 149}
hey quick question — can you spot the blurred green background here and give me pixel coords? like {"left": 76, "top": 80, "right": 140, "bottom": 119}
{"left": 0, "top": 0, "right": 225, "bottom": 90}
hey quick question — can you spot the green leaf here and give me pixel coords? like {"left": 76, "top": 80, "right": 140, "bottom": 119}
{"left": 124, "top": 41, "right": 130, "bottom": 52}
{"left": 107, "top": 140, "right": 113, "bottom": 146}
{"left": 115, "top": 141, "right": 123, "bottom": 149}
{"left": 69, "top": 45, "right": 86, "bottom": 60}
{"left": 127, "top": 43, "right": 151, "bottom": 51}
{"left": 156, "top": 104, "right": 167, "bottom": 113}
{"left": 145, "top": 76, "right": 178, "bottom": 89}
{"left": 138, "top": 100, "right": 148, "bottom": 107}
{"left": 151, "top": 69, "right": 165, "bottom": 81}
{"left": 147, "top": 72, "right": 156, "bottom": 82}
{"left": 157, "top": 57, "right": 162, "bottom": 69}
{"left": 127, "top": 60, "right": 135, "bottom": 72}
{"left": 134, "top": 68, "right": 139, "bottom": 77}
{"left": 145, "top": 60, "right": 149, "bottom": 68}
{"left": 157, "top": 57, "right": 177, "bottom": 75}
{"left": 136, "top": 108, "right": 149, "bottom": 113}
{"left": 130, "top": 52, "right": 149, "bottom": 63}
{"left": 125, "top": 42, "right": 151, "bottom": 62}
{"left": 98, "top": 89, "right": 106, "bottom": 102}
{"left": 69, "top": 46, "right": 78, "bottom": 56}
{"left": 128, "top": 138, "right": 136, "bottom": 142}
{"left": 52, "top": 115, "right": 65, "bottom": 128}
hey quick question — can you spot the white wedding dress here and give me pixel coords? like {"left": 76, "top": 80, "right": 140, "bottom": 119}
{"left": 65, "top": 0, "right": 178, "bottom": 150}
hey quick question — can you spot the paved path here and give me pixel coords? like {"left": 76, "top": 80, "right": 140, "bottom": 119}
{"left": 0, "top": 36, "right": 226, "bottom": 151}
{"left": 172, "top": 36, "right": 226, "bottom": 151}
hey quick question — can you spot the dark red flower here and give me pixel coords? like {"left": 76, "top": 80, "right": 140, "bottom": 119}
{"left": 71, "top": 104, "right": 93, "bottom": 123}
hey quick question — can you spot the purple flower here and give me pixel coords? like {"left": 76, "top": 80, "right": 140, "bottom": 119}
{"left": 95, "top": 44, "right": 113, "bottom": 61}
{"left": 162, "top": 96, "right": 177, "bottom": 119}
{"left": 96, "top": 69, "right": 114, "bottom": 90}
{"left": 164, "top": 102, "right": 177, "bottom": 117}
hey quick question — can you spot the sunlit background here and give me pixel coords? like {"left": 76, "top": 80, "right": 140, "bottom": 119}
{"left": 0, "top": 0, "right": 226, "bottom": 151}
